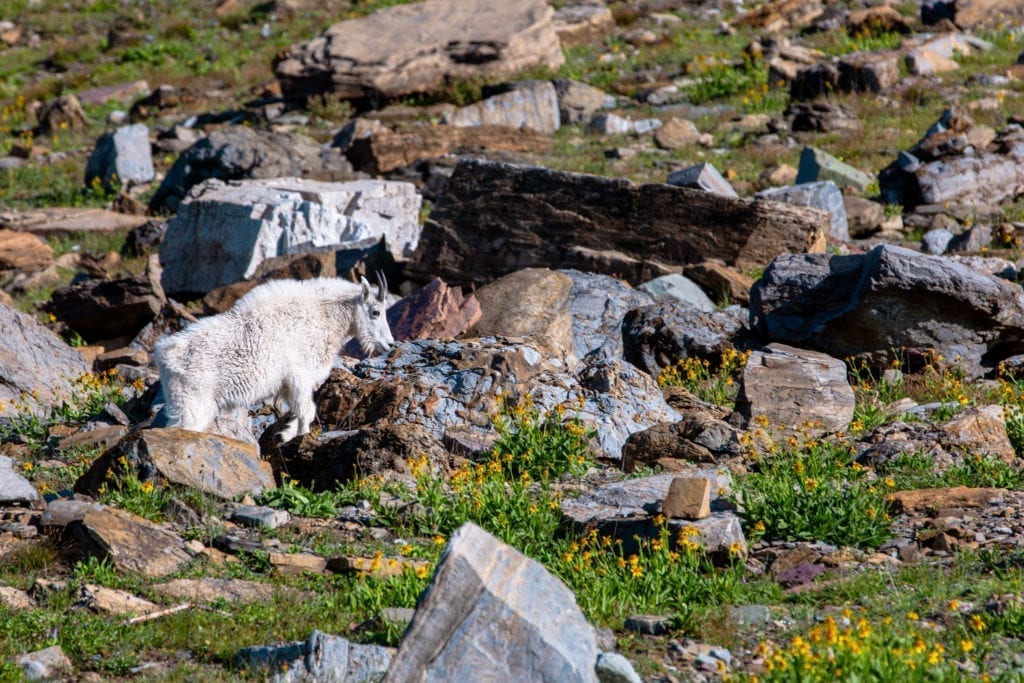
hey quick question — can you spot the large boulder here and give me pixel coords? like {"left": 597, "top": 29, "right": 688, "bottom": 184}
{"left": 406, "top": 158, "right": 829, "bottom": 287}
{"left": 468, "top": 268, "right": 576, "bottom": 361}
{"left": 0, "top": 305, "right": 89, "bottom": 417}
{"left": 750, "top": 244, "right": 1024, "bottom": 377}
{"left": 622, "top": 302, "right": 750, "bottom": 378}
{"left": 159, "top": 177, "right": 421, "bottom": 295}
{"left": 274, "top": 0, "right": 564, "bottom": 101}
{"left": 385, "top": 522, "right": 599, "bottom": 682}
{"left": 45, "top": 270, "right": 165, "bottom": 343}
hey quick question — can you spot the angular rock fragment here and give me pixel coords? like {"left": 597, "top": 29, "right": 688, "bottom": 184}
{"left": 445, "top": 80, "right": 560, "bottom": 134}
{"left": 387, "top": 278, "right": 481, "bottom": 341}
{"left": 45, "top": 270, "right": 165, "bottom": 343}
{"left": 385, "top": 522, "right": 599, "bottom": 682}
{"left": 622, "top": 302, "right": 750, "bottom": 377}
{"left": 84, "top": 123, "right": 155, "bottom": 191}
{"left": 237, "top": 630, "right": 393, "bottom": 682}
{"left": 73, "top": 506, "right": 190, "bottom": 577}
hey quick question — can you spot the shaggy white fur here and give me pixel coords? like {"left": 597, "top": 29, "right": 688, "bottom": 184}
{"left": 154, "top": 275, "right": 394, "bottom": 441}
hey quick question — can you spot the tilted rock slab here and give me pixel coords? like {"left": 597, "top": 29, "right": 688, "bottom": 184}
{"left": 0, "top": 455, "right": 41, "bottom": 507}
{"left": 0, "top": 304, "right": 89, "bottom": 418}
{"left": 386, "top": 277, "right": 481, "bottom": 341}
{"left": 73, "top": 506, "right": 191, "bottom": 578}
{"left": 320, "top": 338, "right": 679, "bottom": 460}
{"left": 733, "top": 343, "right": 855, "bottom": 437}
{"left": 274, "top": 0, "right": 564, "bottom": 101}
{"left": 444, "top": 80, "right": 560, "bottom": 134}
{"left": 0, "top": 228, "right": 53, "bottom": 272}
{"left": 406, "top": 158, "right": 829, "bottom": 287}
{"left": 159, "top": 177, "right": 421, "bottom": 295}
{"left": 385, "top": 522, "right": 599, "bottom": 682}
{"left": 560, "top": 471, "right": 746, "bottom": 561}
{"left": 75, "top": 428, "right": 275, "bottom": 500}
{"left": 751, "top": 244, "right": 1024, "bottom": 378}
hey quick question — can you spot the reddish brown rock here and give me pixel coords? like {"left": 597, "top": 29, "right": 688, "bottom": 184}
{"left": 75, "top": 507, "right": 190, "bottom": 578}
{"left": 888, "top": 486, "right": 1006, "bottom": 514}
{"left": 663, "top": 477, "right": 712, "bottom": 520}
{"left": 387, "top": 278, "right": 481, "bottom": 341}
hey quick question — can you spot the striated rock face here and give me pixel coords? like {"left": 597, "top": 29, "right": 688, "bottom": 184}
{"left": 733, "top": 343, "right": 855, "bottom": 438}
{"left": 159, "top": 177, "right": 421, "bottom": 295}
{"left": 564, "top": 269, "right": 654, "bottom": 361}
{"left": 751, "top": 244, "right": 1024, "bottom": 378}
{"left": 407, "top": 158, "right": 829, "bottom": 287}
{"left": 274, "top": 0, "right": 564, "bottom": 101}
{"left": 0, "top": 305, "right": 89, "bottom": 417}
{"left": 384, "top": 522, "right": 599, "bottom": 683}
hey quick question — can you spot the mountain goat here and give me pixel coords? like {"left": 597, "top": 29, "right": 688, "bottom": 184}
{"left": 153, "top": 273, "right": 394, "bottom": 442}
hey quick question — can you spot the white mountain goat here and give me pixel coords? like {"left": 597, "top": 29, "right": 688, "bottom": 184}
{"left": 153, "top": 273, "right": 394, "bottom": 441}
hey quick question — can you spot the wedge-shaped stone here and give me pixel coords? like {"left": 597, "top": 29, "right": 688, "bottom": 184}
{"left": 385, "top": 522, "right": 599, "bottom": 682}
{"left": 75, "top": 506, "right": 190, "bottom": 578}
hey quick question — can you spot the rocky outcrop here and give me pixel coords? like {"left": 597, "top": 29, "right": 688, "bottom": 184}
{"left": 622, "top": 302, "right": 750, "bottom": 377}
{"left": 564, "top": 270, "right": 654, "bottom": 361}
{"left": 274, "top": 0, "right": 564, "bottom": 101}
{"left": 406, "top": 158, "right": 829, "bottom": 287}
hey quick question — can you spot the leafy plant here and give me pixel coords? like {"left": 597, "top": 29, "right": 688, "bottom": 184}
{"left": 97, "top": 467, "right": 172, "bottom": 523}
{"left": 259, "top": 476, "right": 343, "bottom": 518}
{"left": 739, "top": 438, "right": 892, "bottom": 548}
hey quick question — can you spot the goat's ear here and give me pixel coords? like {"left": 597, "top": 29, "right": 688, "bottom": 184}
{"left": 360, "top": 276, "right": 371, "bottom": 300}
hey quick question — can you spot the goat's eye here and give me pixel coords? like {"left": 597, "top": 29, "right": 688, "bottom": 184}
{"left": 370, "top": 308, "right": 380, "bottom": 316}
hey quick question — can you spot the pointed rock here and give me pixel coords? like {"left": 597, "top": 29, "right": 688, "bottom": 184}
{"left": 385, "top": 522, "right": 599, "bottom": 682}
{"left": 74, "top": 506, "right": 190, "bottom": 578}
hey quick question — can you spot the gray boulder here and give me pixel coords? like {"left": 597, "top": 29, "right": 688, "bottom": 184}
{"left": 756, "top": 181, "right": 849, "bottom": 243}
{"left": 564, "top": 270, "right": 654, "bottom": 361}
{"left": 148, "top": 126, "right": 347, "bottom": 214}
{"left": 325, "top": 337, "right": 679, "bottom": 459}
{"left": 385, "top": 522, "right": 599, "bottom": 682}
{"left": 636, "top": 273, "right": 716, "bottom": 311}
{"left": 750, "top": 244, "right": 1024, "bottom": 377}
{"left": 796, "top": 146, "right": 875, "bottom": 193}
{"left": 274, "top": 0, "right": 564, "bottom": 101}
{"left": 237, "top": 630, "right": 393, "bottom": 683}
{"left": 666, "top": 162, "right": 738, "bottom": 198}
{"left": 0, "top": 305, "right": 90, "bottom": 418}
{"left": 553, "top": 79, "right": 611, "bottom": 125}
{"left": 159, "top": 177, "right": 421, "bottom": 294}
{"left": 84, "top": 123, "right": 154, "bottom": 191}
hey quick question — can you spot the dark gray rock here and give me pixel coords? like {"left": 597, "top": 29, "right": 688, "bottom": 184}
{"left": 750, "top": 244, "right": 1024, "bottom": 377}
{"left": 795, "top": 147, "right": 875, "bottom": 193}
{"left": 666, "top": 162, "right": 738, "bottom": 198}
{"left": 384, "top": 522, "right": 599, "bottom": 682}
{"left": 785, "top": 102, "right": 862, "bottom": 134}
{"left": 44, "top": 271, "right": 165, "bottom": 343}
{"left": 148, "top": 126, "right": 330, "bottom": 214}
{"left": 622, "top": 302, "right": 750, "bottom": 378}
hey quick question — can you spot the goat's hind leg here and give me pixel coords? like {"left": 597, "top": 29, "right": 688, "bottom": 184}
{"left": 276, "top": 380, "right": 317, "bottom": 443}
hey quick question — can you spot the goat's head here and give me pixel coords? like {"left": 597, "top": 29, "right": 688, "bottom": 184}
{"left": 354, "top": 271, "right": 394, "bottom": 355}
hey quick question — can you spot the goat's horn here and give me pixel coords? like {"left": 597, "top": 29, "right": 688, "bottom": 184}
{"left": 376, "top": 270, "right": 388, "bottom": 301}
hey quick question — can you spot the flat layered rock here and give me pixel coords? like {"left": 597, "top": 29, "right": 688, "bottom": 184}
{"left": 274, "top": 0, "right": 564, "bottom": 100}
{"left": 74, "top": 506, "right": 190, "bottom": 578}
{"left": 153, "top": 578, "right": 309, "bottom": 604}
{"left": 0, "top": 207, "right": 151, "bottom": 235}
{"left": 0, "top": 229, "right": 53, "bottom": 272}
{"left": 406, "top": 158, "right": 828, "bottom": 287}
